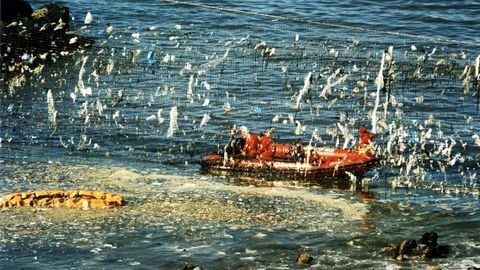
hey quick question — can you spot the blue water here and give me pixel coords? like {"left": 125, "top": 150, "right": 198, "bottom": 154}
{"left": 1, "top": 1, "right": 480, "bottom": 269}
{"left": 209, "top": 0, "right": 480, "bottom": 43}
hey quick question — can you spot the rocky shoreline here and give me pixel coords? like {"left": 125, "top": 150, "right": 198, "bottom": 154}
{"left": 1, "top": 0, "right": 94, "bottom": 82}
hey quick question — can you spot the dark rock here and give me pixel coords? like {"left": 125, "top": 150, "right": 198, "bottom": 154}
{"left": 419, "top": 232, "right": 438, "bottom": 247}
{"left": 1, "top": 1, "right": 94, "bottom": 82}
{"left": 398, "top": 239, "right": 417, "bottom": 255}
{"left": 31, "top": 4, "right": 70, "bottom": 33}
{"left": 183, "top": 264, "right": 203, "bottom": 270}
{"left": 1, "top": 2, "right": 94, "bottom": 54}
{"left": 467, "top": 267, "right": 479, "bottom": 270}
{"left": 296, "top": 252, "right": 313, "bottom": 264}
{"left": 0, "top": 0, "right": 32, "bottom": 24}
{"left": 382, "top": 232, "right": 448, "bottom": 261}
{"left": 379, "top": 244, "right": 396, "bottom": 253}
{"left": 417, "top": 232, "right": 448, "bottom": 259}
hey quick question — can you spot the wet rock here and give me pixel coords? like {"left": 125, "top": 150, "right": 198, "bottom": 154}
{"left": 379, "top": 244, "right": 397, "bottom": 254}
{"left": 183, "top": 264, "right": 203, "bottom": 270}
{"left": 1, "top": 0, "right": 94, "bottom": 79}
{"left": 398, "top": 239, "right": 417, "bottom": 256}
{"left": 382, "top": 232, "right": 448, "bottom": 261}
{"left": 467, "top": 267, "right": 480, "bottom": 270}
{"left": 31, "top": 4, "right": 69, "bottom": 33}
{"left": 419, "top": 232, "right": 438, "bottom": 246}
{"left": 296, "top": 252, "right": 314, "bottom": 264}
{"left": 0, "top": 0, "right": 32, "bottom": 24}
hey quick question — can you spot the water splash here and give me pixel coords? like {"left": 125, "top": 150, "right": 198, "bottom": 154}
{"left": 47, "top": 90, "right": 57, "bottom": 127}
{"left": 202, "top": 47, "right": 230, "bottom": 68}
{"left": 84, "top": 11, "right": 93, "bottom": 24}
{"left": 371, "top": 51, "right": 385, "bottom": 134}
{"left": 199, "top": 113, "right": 210, "bottom": 128}
{"left": 166, "top": 106, "right": 178, "bottom": 138}
{"left": 295, "top": 71, "right": 312, "bottom": 110}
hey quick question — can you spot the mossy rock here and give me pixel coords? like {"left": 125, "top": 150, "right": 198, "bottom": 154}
{"left": 31, "top": 4, "right": 70, "bottom": 32}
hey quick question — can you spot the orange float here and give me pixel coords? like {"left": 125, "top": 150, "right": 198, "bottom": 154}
{"left": 0, "top": 190, "right": 124, "bottom": 209}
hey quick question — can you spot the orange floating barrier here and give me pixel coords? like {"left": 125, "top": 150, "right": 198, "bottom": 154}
{"left": 0, "top": 190, "right": 124, "bottom": 209}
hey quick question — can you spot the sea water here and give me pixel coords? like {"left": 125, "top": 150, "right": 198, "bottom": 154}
{"left": 0, "top": 1, "right": 479, "bottom": 269}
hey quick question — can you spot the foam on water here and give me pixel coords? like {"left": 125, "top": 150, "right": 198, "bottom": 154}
{"left": 0, "top": 163, "right": 365, "bottom": 234}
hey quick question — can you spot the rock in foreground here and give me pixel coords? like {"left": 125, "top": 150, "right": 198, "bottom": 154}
{"left": 381, "top": 232, "right": 448, "bottom": 261}
{"left": 296, "top": 252, "right": 314, "bottom": 264}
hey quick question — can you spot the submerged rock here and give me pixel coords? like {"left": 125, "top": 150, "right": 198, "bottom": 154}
{"left": 381, "top": 232, "right": 448, "bottom": 261}
{"left": 296, "top": 252, "right": 314, "bottom": 264}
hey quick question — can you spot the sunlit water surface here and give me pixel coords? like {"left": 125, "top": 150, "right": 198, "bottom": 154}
{"left": 1, "top": 0, "right": 479, "bottom": 269}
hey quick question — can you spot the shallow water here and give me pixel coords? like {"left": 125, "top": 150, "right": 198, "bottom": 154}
{"left": 1, "top": 0, "right": 480, "bottom": 269}
{"left": 1, "top": 164, "right": 479, "bottom": 269}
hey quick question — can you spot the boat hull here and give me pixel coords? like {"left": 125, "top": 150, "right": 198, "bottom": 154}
{"left": 201, "top": 147, "right": 378, "bottom": 181}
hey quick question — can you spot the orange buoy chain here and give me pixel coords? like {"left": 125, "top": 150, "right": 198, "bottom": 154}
{"left": 0, "top": 190, "right": 124, "bottom": 209}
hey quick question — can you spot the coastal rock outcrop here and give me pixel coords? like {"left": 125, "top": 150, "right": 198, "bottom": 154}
{"left": 381, "top": 232, "right": 448, "bottom": 261}
{"left": 1, "top": 0, "right": 94, "bottom": 79}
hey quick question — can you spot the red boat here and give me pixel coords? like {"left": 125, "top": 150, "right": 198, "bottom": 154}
{"left": 201, "top": 143, "right": 378, "bottom": 181}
